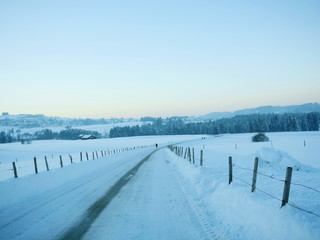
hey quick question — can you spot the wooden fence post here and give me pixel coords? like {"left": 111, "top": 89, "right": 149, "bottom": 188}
{"left": 229, "top": 156, "right": 233, "bottom": 184}
{"left": 192, "top": 148, "right": 195, "bottom": 164}
{"left": 34, "top": 157, "right": 38, "bottom": 174}
{"left": 186, "top": 147, "right": 188, "bottom": 159}
{"left": 96, "top": 151, "right": 98, "bottom": 159}
{"left": 251, "top": 157, "right": 259, "bottom": 192}
{"left": 200, "top": 150, "right": 203, "bottom": 166}
{"left": 45, "top": 156, "right": 49, "bottom": 171}
{"left": 60, "top": 155, "right": 64, "bottom": 168}
{"left": 92, "top": 152, "right": 95, "bottom": 160}
{"left": 80, "top": 152, "right": 83, "bottom": 161}
{"left": 69, "top": 154, "right": 73, "bottom": 164}
{"left": 101, "top": 150, "right": 103, "bottom": 157}
{"left": 281, "top": 167, "right": 293, "bottom": 207}
{"left": 12, "top": 162, "right": 18, "bottom": 178}
{"left": 188, "top": 148, "right": 191, "bottom": 162}
{"left": 184, "top": 148, "right": 188, "bottom": 159}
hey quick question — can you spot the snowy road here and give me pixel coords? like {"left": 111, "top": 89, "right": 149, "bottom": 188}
{"left": 0, "top": 148, "right": 156, "bottom": 239}
{"left": 0, "top": 147, "right": 211, "bottom": 240}
{"left": 1, "top": 133, "right": 319, "bottom": 240}
{"left": 81, "top": 149, "right": 210, "bottom": 240}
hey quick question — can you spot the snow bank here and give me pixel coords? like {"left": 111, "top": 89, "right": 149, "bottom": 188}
{"left": 256, "top": 147, "right": 315, "bottom": 172}
{"left": 167, "top": 131, "right": 320, "bottom": 240}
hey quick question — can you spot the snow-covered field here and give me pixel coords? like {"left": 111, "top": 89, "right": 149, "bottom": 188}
{"left": 0, "top": 132, "right": 319, "bottom": 239}
{"left": 0, "top": 121, "right": 148, "bottom": 136}
{"left": 0, "top": 135, "right": 198, "bottom": 180}
{"left": 170, "top": 131, "right": 320, "bottom": 239}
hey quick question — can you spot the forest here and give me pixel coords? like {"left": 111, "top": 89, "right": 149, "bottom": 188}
{"left": 109, "top": 112, "right": 320, "bottom": 138}
{"left": 1, "top": 112, "right": 319, "bottom": 143}
{"left": 0, "top": 129, "right": 100, "bottom": 143}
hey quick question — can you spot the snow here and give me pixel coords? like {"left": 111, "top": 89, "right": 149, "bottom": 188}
{"left": 0, "top": 132, "right": 319, "bottom": 239}
{"left": 0, "top": 135, "right": 201, "bottom": 180}
{"left": 83, "top": 150, "right": 210, "bottom": 240}
{"left": 0, "top": 148, "right": 158, "bottom": 239}
{"left": 0, "top": 121, "right": 148, "bottom": 136}
{"left": 169, "top": 131, "right": 320, "bottom": 239}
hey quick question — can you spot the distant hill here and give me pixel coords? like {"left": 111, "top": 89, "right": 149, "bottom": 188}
{"left": 0, "top": 113, "right": 139, "bottom": 133}
{"left": 200, "top": 103, "right": 320, "bottom": 120}
{"left": 1, "top": 103, "right": 319, "bottom": 130}
{"left": 0, "top": 114, "right": 136, "bottom": 128}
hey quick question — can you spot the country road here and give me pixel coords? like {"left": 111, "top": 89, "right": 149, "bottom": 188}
{"left": 0, "top": 147, "right": 212, "bottom": 240}
{"left": 79, "top": 149, "right": 210, "bottom": 240}
{"left": 0, "top": 148, "right": 155, "bottom": 239}
{"left": 1, "top": 133, "right": 319, "bottom": 240}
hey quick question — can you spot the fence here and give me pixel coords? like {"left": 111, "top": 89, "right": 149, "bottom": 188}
{"left": 168, "top": 145, "right": 320, "bottom": 219}
{"left": 229, "top": 156, "right": 320, "bottom": 218}
{"left": 168, "top": 145, "right": 203, "bottom": 166}
{"left": 0, "top": 145, "right": 152, "bottom": 181}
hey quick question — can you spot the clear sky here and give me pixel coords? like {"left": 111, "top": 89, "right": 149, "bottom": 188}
{"left": 0, "top": 0, "right": 319, "bottom": 118}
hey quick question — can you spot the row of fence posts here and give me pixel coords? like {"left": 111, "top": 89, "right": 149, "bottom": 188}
{"left": 168, "top": 145, "right": 293, "bottom": 208}
{"left": 228, "top": 156, "right": 293, "bottom": 208}
{"left": 168, "top": 145, "right": 204, "bottom": 166}
{"left": 10, "top": 145, "right": 149, "bottom": 179}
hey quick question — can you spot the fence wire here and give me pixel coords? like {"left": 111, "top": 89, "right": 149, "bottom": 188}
{"left": 233, "top": 163, "right": 320, "bottom": 194}
{"left": 0, "top": 145, "right": 150, "bottom": 181}
{"left": 232, "top": 166, "right": 320, "bottom": 219}
{"left": 168, "top": 146, "right": 320, "bottom": 219}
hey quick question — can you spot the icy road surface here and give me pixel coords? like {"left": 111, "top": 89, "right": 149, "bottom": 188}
{"left": 0, "top": 148, "right": 212, "bottom": 240}
{"left": 81, "top": 149, "right": 210, "bottom": 240}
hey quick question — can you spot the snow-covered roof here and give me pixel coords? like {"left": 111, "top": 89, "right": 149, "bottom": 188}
{"left": 79, "top": 134, "right": 97, "bottom": 140}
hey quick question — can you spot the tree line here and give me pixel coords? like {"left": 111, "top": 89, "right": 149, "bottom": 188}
{"left": 0, "top": 129, "right": 100, "bottom": 143}
{"left": 109, "top": 112, "right": 320, "bottom": 138}
{"left": 1, "top": 112, "right": 319, "bottom": 143}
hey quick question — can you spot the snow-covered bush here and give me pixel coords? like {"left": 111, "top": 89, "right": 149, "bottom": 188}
{"left": 252, "top": 132, "right": 269, "bottom": 142}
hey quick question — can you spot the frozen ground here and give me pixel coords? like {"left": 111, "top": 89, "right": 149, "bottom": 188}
{"left": 0, "top": 132, "right": 319, "bottom": 239}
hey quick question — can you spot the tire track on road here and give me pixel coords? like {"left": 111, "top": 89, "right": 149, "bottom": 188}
{"left": 0, "top": 154, "right": 145, "bottom": 232}
{"left": 59, "top": 149, "right": 158, "bottom": 240}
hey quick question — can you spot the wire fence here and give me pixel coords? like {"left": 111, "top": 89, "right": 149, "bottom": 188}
{"left": 233, "top": 163, "right": 320, "bottom": 195}
{"left": 0, "top": 145, "right": 152, "bottom": 181}
{"left": 168, "top": 145, "right": 320, "bottom": 219}
{"left": 232, "top": 161, "right": 320, "bottom": 218}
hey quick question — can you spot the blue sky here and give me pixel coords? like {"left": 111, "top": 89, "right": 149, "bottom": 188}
{"left": 0, "top": 0, "right": 319, "bottom": 118}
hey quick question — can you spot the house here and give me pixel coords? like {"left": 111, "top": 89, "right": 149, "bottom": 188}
{"left": 78, "top": 134, "right": 97, "bottom": 140}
